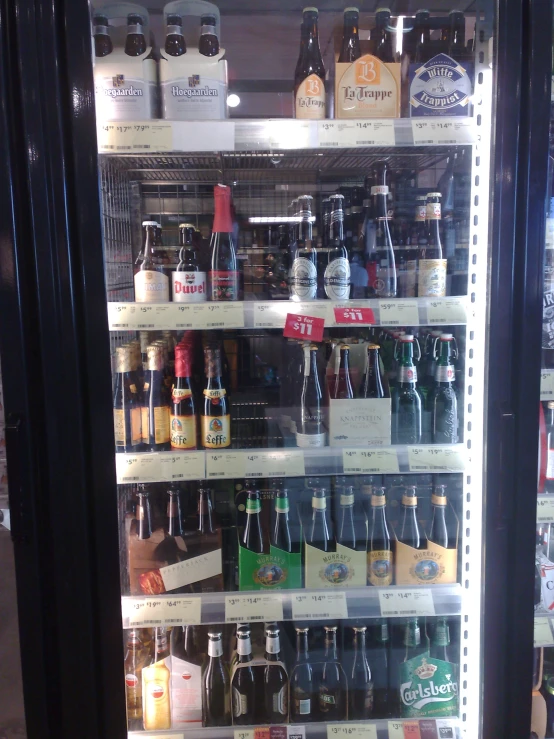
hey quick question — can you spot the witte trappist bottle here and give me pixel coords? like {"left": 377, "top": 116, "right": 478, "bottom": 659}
{"left": 338, "top": 7, "right": 362, "bottom": 62}
{"left": 143, "top": 344, "right": 171, "bottom": 451}
{"left": 170, "top": 343, "right": 197, "bottom": 450}
{"left": 297, "top": 343, "right": 326, "bottom": 447}
{"left": 308, "top": 487, "right": 333, "bottom": 552}
{"left": 203, "top": 631, "right": 231, "bottom": 727}
{"left": 330, "top": 344, "right": 355, "bottom": 400}
{"left": 429, "top": 484, "right": 450, "bottom": 549}
{"left": 232, "top": 628, "right": 256, "bottom": 725}
{"left": 264, "top": 626, "right": 288, "bottom": 724}
{"left": 173, "top": 224, "right": 206, "bottom": 302}
{"left": 201, "top": 346, "right": 231, "bottom": 449}
{"left": 209, "top": 185, "right": 238, "bottom": 301}
{"left": 242, "top": 491, "right": 267, "bottom": 554}
{"left": 418, "top": 193, "right": 447, "bottom": 297}
{"left": 368, "top": 486, "right": 393, "bottom": 586}
{"left": 290, "top": 195, "right": 317, "bottom": 301}
{"left": 125, "top": 13, "right": 147, "bottom": 56}
{"left": 294, "top": 7, "right": 326, "bottom": 119}
{"left": 199, "top": 15, "right": 220, "bottom": 57}
{"left": 360, "top": 343, "right": 388, "bottom": 398}
{"left": 135, "top": 221, "right": 170, "bottom": 302}
{"left": 324, "top": 193, "right": 351, "bottom": 300}
{"left": 113, "top": 345, "right": 142, "bottom": 452}
{"left": 391, "top": 335, "right": 422, "bottom": 444}
{"left": 350, "top": 626, "right": 374, "bottom": 719}
{"left": 272, "top": 489, "right": 293, "bottom": 552}
{"left": 93, "top": 14, "right": 113, "bottom": 57}
{"left": 319, "top": 625, "right": 347, "bottom": 719}
{"left": 431, "top": 333, "right": 458, "bottom": 444}
{"left": 165, "top": 14, "right": 186, "bottom": 56}
{"left": 290, "top": 627, "right": 316, "bottom": 722}
{"left": 399, "top": 485, "right": 422, "bottom": 549}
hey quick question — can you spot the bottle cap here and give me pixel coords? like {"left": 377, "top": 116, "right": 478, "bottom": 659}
{"left": 402, "top": 334, "right": 414, "bottom": 341}
{"left": 344, "top": 7, "right": 359, "bottom": 15}
{"left": 427, "top": 192, "right": 442, "bottom": 198}
{"left": 127, "top": 13, "right": 144, "bottom": 24}
{"left": 441, "top": 333, "right": 453, "bottom": 339}
{"left": 303, "top": 7, "right": 319, "bottom": 14}
{"left": 142, "top": 220, "right": 157, "bottom": 227}
{"left": 367, "top": 343, "right": 380, "bottom": 349}
{"left": 548, "top": 401, "right": 554, "bottom": 409}
{"left": 201, "top": 14, "right": 217, "bottom": 25}
{"left": 167, "top": 14, "right": 182, "bottom": 25}
{"left": 353, "top": 625, "right": 367, "bottom": 632}
{"left": 324, "top": 624, "right": 338, "bottom": 632}
{"left": 376, "top": 7, "right": 392, "bottom": 13}
{"left": 95, "top": 14, "right": 109, "bottom": 25}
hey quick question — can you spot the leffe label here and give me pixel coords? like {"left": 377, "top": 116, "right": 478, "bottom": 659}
{"left": 201, "top": 414, "right": 231, "bottom": 448}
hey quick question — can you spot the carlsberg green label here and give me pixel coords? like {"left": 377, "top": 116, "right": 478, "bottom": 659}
{"left": 399, "top": 655, "right": 458, "bottom": 718}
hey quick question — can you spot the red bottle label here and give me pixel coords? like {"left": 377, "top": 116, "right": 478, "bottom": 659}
{"left": 210, "top": 270, "right": 238, "bottom": 301}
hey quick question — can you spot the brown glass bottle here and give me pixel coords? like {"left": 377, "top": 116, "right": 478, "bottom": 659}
{"left": 338, "top": 7, "right": 361, "bottom": 63}
{"left": 136, "top": 487, "right": 153, "bottom": 540}
{"left": 125, "top": 14, "right": 147, "bottom": 56}
{"left": 371, "top": 7, "right": 394, "bottom": 62}
{"left": 201, "top": 346, "right": 231, "bottom": 449}
{"left": 93, "top": 14, "right": 113, "bottom": 57}
{"left": 199, "top": 14, "right": 220, "bottom": 57}
{"left": 294, "top": 8, "right": 326, "bottom": 119}
{"left": 125, "top": 629, "right": 148, "bottom": 729}
{"left": 142, "top": 344, "right": 171, "bottom": 451}
{"left": 113, "top": 345, "right": 142, "bottom": 452}
{"left": 165, "top": 14, "right": 186, "bottom": 56}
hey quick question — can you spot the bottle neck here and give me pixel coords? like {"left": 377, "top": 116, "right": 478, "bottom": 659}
{"left": 167, "top": 493, "right": 183, "bottom": 536}
{"left": 354, "top": 630, "right": 367, "bottom": 653}
{"left": 329, "top": 203, "right": 344, "bottom": 244}
{"left": 198, "top": 492, "right": 215, "bottom": 533}
{"left": 137, "top": 495, "right": 152, "bottom": 538}
{"left": 399, "top": 341, "right": 415, "bottom": 366}
{"left": 296, "top": 631, "right": 309, "bottom": 660}
{"left": 213, "top": 186, "right": 233, "bottom": 233}
{"left": 208, "top": 637, "right": 223, "bottom": 658}
{"left": 266, "top": 634, "right": 281, "bottom": 660}
{"left": 324, "top": 632, "right": 338, "bottom": 659}
{"left": 237, "top": 635, "right": 253, "bottom": 660}
{"left": 404, "top": 621, "right": 421, "bottom": 648}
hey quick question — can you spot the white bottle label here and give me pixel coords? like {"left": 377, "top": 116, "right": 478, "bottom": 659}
{"left": 435, "top": 364, "right": 455, "bottom": 383}
{"left": 324, "top": 257, "right": 351, "bottom": 300}
{"left": 296, "top": 430, "right": 326, "bottom": 447}
{"left": 93, "top": 53, "right": 156, "bottom": 121}
{"left": 290, "top": 257, "right": 317, "bottom": 300}
{"left": 170, "top": 656, "right": 202, "bottom": 725}
{"left": 295, "top": 74, "right": 326, "bottom": 119}
{"left": 298, "top": 697, "right": 311, "bottom": 714}
{"left": 135, "top": 270, "right": 170, "bottom": 303}
{"left": 547, "top": 449, "right": 554, "bottom": 480}
{"left": 418, "top": 259, "right": 447, "bottom": 297}
{"left": 398, "top": 366, "right": 417, "bottom": 384}
{"left": 273, "top": 685, "right": 287, "bottom": 715}
{"left": 172, "top": 271, "right": 207, "bottom": 302}
{"left": 232, "top": 687, "right": 248, "bottom": 717}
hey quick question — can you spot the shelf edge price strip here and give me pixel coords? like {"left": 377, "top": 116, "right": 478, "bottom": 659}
{"left": 535, "top": 617, "right": 554, "bottom": 647}
{"left": 408, "top": 446, "right": 465, "bottom": 472}
{"left": 291, "top": 591, "right": 348, "bottom": 620}
{"left": 537, "top": 496, "right": 554, "bottom": 523}
{"left": 116, "top": 453, "right": 160, "bottom": 483}
{"left": 123, "top": 596, "right": 202, "bottom": 627}
{"left": 159, "top": 452, "right": 206, "bottom": 481}
{"left": 378, "top": 300, "right": 420, "bottom": 327}
{"left": 98, "top": 121, "right": 173, "bottom": 152}
{"left": 327, "top": 724, "right": 377, "bottom": 739}
{"left": 342, "top": 448, "right": 400, "bottom": 475}
{"left": 541, "top": 370, "right": 554, "bottom": 400}
{"left": 245, "top": 450, "right": 305, "bottom": 479}
{"left": 206, "top": 451, "right": 246, "bottom": 479}
{"left": 225, "top": 594, "right": 284, "bottom": 623}
{"left": 378, "top": 589, "right": 436, "bottom": 618}
{"left": 426, "top": 298, "right": 467, "bottom": 325}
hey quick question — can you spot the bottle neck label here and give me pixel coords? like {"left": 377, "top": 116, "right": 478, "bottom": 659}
{"left": 167, "top": 25, "right": 182, "bottom": 36}
{"left": 275, "top": 500, "right": 290, "bottom": 514}
{"left": 295, "top": 74, "right": 326, "bottom": 119}
{"left": 172, "top": 272, "right": 207, "bottom": 302}
{"left": 371, "top": 495, "right": 386, "bottom": 507}
{"left": 172, "top": 387, "right": 192, "bottom": 401}
{"left": 402, "top": 495, "right": 417, "bottom": 507}
{"left": 203, "top": 388, "right": 226, "bottom": 399}
{"left": 371, "top": 185, "right": 389, "bottom": 196}
{"left": 426, "top": 202, "right": 441, "bottom": 220}
{"left": 431, "top": 494, "right": 448, "bottom": 507}
{"left": 340, "top": 493, "right": 355, "bottom": 506}
{"left": 237, "top": 637, "right": 252, "bottom": 656}
{"left": 312, "top": 496, "right": 327, "bottom": 510}
{"left": 435, "top": 364, "right": 455, "bottom": 383}
{"left": 266, "top": 636, "right": 280, "bottom": 654}
{"left": 208, "top": 639, "right": 223, "bottom": 657}
{"left": 246, "top": 499, "right": 262, "bottom": 514}
{"left": 398, "top": 365, "right": 417, "bottom": 384}
{"left": 201, "top": 24, "right": 216, "bottom": 36}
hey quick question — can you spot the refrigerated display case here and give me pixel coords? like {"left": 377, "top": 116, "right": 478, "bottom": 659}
{"left": 0, "top": 1, "right": 543, "bottom": 739}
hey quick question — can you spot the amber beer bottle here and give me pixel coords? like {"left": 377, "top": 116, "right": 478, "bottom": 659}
{"left": 330, "top": 344, "right": 355, "bottom": 400}
{"left": 125, "top": 13, "right": 147, "bottom": 56}
{"left": 371, "top": 7, "right": 394, "bottom": 62}
{"left": 349, "top": 626, "right": 374, "bottom": 719}
{"left": 202, "top": 631, "right": 231, "bottom": 726}
{"left": 360, "top": 343, "right": 388, "bottom": 398}
{"left": 142, "top": 344, "right": 171, "bottom": 451}
{"left": 264, "top": 625, "right": 288, "bottom": 723}
{"left": 93, "top": 14, "right": 113, "bottom": 57}
{"left": 418, "top": 193, "right": 447, "bottom": 297}
{"left": 290, "top": 627, "right": 316, "bottom": 722}
{"left": 135, "top": 221, "right": 170, "bottom": 303}
{"left": 113, "top": 345, "right": 142, "bottom": 452}
{"left": 368, "top": 486, "right": 393, "bottom": 585}
{"left": 398, "top": 485, "right": 423, "bottom": 549}
{"left": 173, "top": 223, "right": 206, "bottom": 302}
{"left": 142, "top": 627, "right": 171, "bottom": 730}
{"left": 231, "top": 627, "right": 256, "bottom": 725}
{"left": 165, "top": 14, "right": 186, "bottom": 56}
{"left": 429, "top": 484, "right": 450, "bottom": 548}
{"left": 209, "top": 185, "right": 238, "bottom": 301}
{"left": 199, "top": 14, "right": 220, "bottom": 57}
{"left": 125, "top": 629, "right": 147, "bottom": 729}
{"left": 294, "top": 7, "right": 326, "bottom": 119}
{"left": 319, "top": 625, "right": 347, "bottom": 719}
{"left": 170, "top": 343, "right": 197, "bottom": 450}
{"left": 339, "top": 7, "right": 361, "bottom": 63}
{"left": 201, "top": 345, "right": 231, "bottom": 449}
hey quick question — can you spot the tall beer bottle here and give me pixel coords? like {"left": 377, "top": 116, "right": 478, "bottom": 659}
{"left": 242, "top": 490, "right": 267, "bottom": 554}
{"left": 170, "top": 625, "right": 203, "bottom": 727}
{"left": 371, "top": 7, "right": 394, "bottom": 62}
{"left": 125, "top": 629, "right": 147, "bottom": 729}
{"left": 203, "top": 631, "right": 231, "bottom": 727}
{"left": 135, "top": 221, "right": 170, "bottom": 303}
{"left": 167, "top": 486, "right": 184, "bottom": 537}
{"left": 325, "top": 193, "right": 351, "bottom": 300}
{"left": 290, "top": 627, "right": 316, "bottom": 722}
{"left": 290, "top": 195, "right": 317, "bottom": 301}
{"left": 431, "top": 333, "right": 458, "bottom": 444}
{"left": 418, "top": 193, "right": 447, "bottom": 297}
{"left": 209, "top": 185, "right": 238, "bottom": 301}
{"left": 232, "top": 628, "right": 256, "bottom": 725}
{"left": 136, "top": 487, "right": 153, "bottom": 540}
{"left": 143, "top": 344, "right": 171, "bottom": 451}
{"left": 93, "top": 14, "right": 113, "bottom": 57}
{"left": 165, "top": 14, "right": 186, "bottom": 56}
{"left": 199, "top": 15, "right": 220, "bottom": 57}
{"left": 309, "top": 487, "right": 333, "bottom": 552}
{"left": 264, "top": 626, "right": 288, "bottom": 724}
{"left": 319, "top": 625, "right": 347, "bottom": 719}
{"left": 337, "top": 484, "right": 359, "bottom": 550}
{"left": 413, "top": 9, "right": 432, "bottom": 63}
{"left": 391, "top": 335, "right": 422, "bottom": 444}
{"left": 272, "top": 489, "right": 293, "bottom": 552}
{"left": 114, "top": 345, "right": 142, "bottom": 452}
{"left": 170, "top": 343, "right": 197, "bottom": 450}
{"left": 142, "top": 627, "right": 171, "bottom": 730}
{"left": 546, "top": 401, "right": 554, "bottom": 493}
{"left": 429, "top": 484, "right": 449, "bottom": 548}
{"left": 368, "top": 172, "right": 397, "bottom": 297}
{"left": 349, "top": 626, "right": 374, "bottom": 719}
{"left": 402, "top": 618, "right": 429, "bottom": 661}
{"left": 447, "top": 10, "right": 472, "bottom": 63}
{"left": 125, "top": 13, "right": 147, "bottom": 56}
{"left": 368, "top": 486, "right": 393, "bottom": 586}
{"left": 294, "top": 8, "right": 326, "bottom": 120}
{"left": 368, "top": 620, "right": 391, "bottom": 718}
{"left": 297, "top": 344, "right": 326, "bottom": 447}
{"left": 201, "top": 345, "right": 231, "bottom": 449}
{"left": 330, "top": 344, "right": 355, "bottom": 399}
{"left": 398, "top": 485, "right": 422, "bottom": 549}
{"left": 360, "top": 343, "right": 389, "bottom": 398}
{"left": 405, "top": 196, "right": 427, "bottom": 297}
{"left": 339, "top": 7, "right": 361, "bottom": 62}
{"left": 173, "top": 223, "right": 206, "bottom": 302}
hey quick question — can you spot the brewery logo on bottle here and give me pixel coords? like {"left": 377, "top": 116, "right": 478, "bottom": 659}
{"left": 336, "top": 54, "right": 400, "bottom": 118}
{"left": 125, "top": 674, "right": 138, "bottom": 688}
{"left": 149, "top": 683, "right": 166, "bottom": 700}
{"left": 295, "top": 74, "right": 326, "bottom": 119}
{"left": 411, "top": 557, "right": 444, "bottom": 582}
{"left": 400, "top": 655, "right": 458, "bottom": 717}
{"left": 409, "top": 54, "right": 473, "bottom": 117}
{"left": 251, "top": 554, "right": 287, "bottom": 587}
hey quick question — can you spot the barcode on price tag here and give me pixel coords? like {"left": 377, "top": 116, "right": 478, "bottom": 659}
{"left": 318, "top": 120, "right": 395, "bottom": 148}
{"left": 534, "top": 617, "right": 554, "bottom": 647}
{"left": 245, "top": 451, "right": 305, "bottom": 479}
{"left": 98, "top": 121, "right": 173, "bottom": 152}
{"left": 253, "top": 303, "right": 282, "bottom": 328}
{"left": 206, "top": 452, "right": 246, "bottom": 479}
{"left": 542, "top": 370, "right": 554, "bottom": 400}
{"left": 537, "top": 496, "right": 554, "bottom": 522}
{"left": 123, "top": 597, "right": 201, "bottom": 627}
{"left": 159, "top": 452, "right": 205, "bottom": 481}
{"left": 379, "top": 300, "right": 420, "bottom": 326}
{"left": 378, "top": 589, "right": 435, "bottom": 617}
{"left": 426, "top": 298, "right": 467, "bottom": 325}
{"left": 408, "top": 447, "right": 465, "bottom": 472}
{"left": 411, "top": 118, "right": 475, "bottom": 146}
{"left": 342, "top": 449, "right": 399, "bottom": 474}
{"left": 107, "top": 303, "right": 130, "bottom": 329}
{"left": 116, "top": 453, "right": 160, "bottom": 483}
{"left": 327, "top": 724, "right": 377, "bottom": 739}
{"left": 225, "top": 594, "right": 283, "bottom": 623}
{"left": 291, "top": 592, "right": 348, "bottom": 620}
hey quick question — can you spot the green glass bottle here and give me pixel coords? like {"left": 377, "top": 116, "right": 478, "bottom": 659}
{"left": 431, "top": 333, "right": 458, "bottom": 444}
{"left": 392, "top": 335, "right": 423, "bottom": 444}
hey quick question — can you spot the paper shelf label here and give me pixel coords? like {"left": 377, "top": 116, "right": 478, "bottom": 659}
{"left": 318, "top": 120, "right": 395, "bottom": 148}
{"left": 426, "top": 298, "right": 467, "bottom": 325}
{"left": 253, "top": 303, "right": 284, "bottom": 328}
{"left": 342, "top": 449, "right": 399, "bottom": 474}
{"left": 124, "top": 596, "right": 202, "bottom": 627}
{"left": 225, "top": 594, "right": 283, "bottom": 623}
{"left": 284, "top": 313, "right": 325, "bottom": 342}
{"left": 408, "top": 446, "right": 465, "bottom": 472}
{"left": 379, "top": 300, "right": 420, "bottom": 326}
{"left": 411, "top": 118, "right": 475, "bottom": 145}
{"left": 174, "top": 120, "right": 235, "bottom": 152}
{"left": 291, "top": 592, "right": 348, "bottom": 620}
{"left": 116, "top": 453, "right": 159, "bottom": 483}
{"left": 333, "top": 306, "right": 375, "bottom": 325}
{"left": 108, "top": 302, "right": 131, "bottom": 329}
{"left": 159, "top": 452, "right": 205, "bottom": 481}
{"left": 535, "top": 617, "right": 554, "bottom": 647}
{"left": 98, "top": 121, "right": 173, "bottom": 152}
{"left": 234, "top": 732, "right": 255, "bottom": 739}
{"left": 188, "top": 302, "right": 245, "bottom": 329}
{"left": 327, "top": 725, "right": 377, "bottom": 739}
{"left": 379, "top": 589, "right": 435, "bottom": 617}
{"left": 387, "top": 722, "right": 407, "bottom": 739}
{"left": 537, "top": 496, "right": 554, "bottom": 523}
{"left": 541, "top": 370, "right": 554, "bottom": 400}
{"left": 435, "top": 720, "right": 457, "bottom": 739}
{"left": 245, "top": 450, "right": 305, "bottom": 479}
{"left": 206, "top": 452, "right": 246, "bottom": 479}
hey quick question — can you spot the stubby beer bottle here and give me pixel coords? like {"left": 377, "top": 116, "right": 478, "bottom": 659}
{"left": 368, "top": 486, "right": 393, "bottom": 585}
{"left": 339, "top": 7, "right": 361, "bottom": 62}
{"left": 418, "top": 193, "right": 447, "bottom": 297}
{"left": 199, "top": 15, "right": 220, "bottom": 57}
{"left": 324, "top": 193, "right": 351, "bottom": 300}
{"left": 125, "top": 14, "right": 147, "bottom": 56}
{"left": 173, "top": 223, "right": 206, "bottom": 302}
{"left": 431, "top": 333, "right": 458, "bottom": 443}
{"left": 392, "top": 335, "right": 423, "bottom": 444}
{"left": 142, "top": 627, "right": 171, "bottom": 730}
{"left": 93, "top": 14, "right": 113, "bottom": 57}
{"left": 165, "top": 14, "right": 186, "bottom": 56}
{"left": 203, "top": 631, "right": 231, "bottom": 726}
{"left": 209, "top": 185, "right": 238, "bottom": 301}
{"left": 294, "top": 7, "right": 326, "bottom": 119}
{"left": 135, "top": 221, "right": 170, "bottom": 302}
{"left": 232, "top": 628, "right": 256, "bottom": 725}
{"left": 264, "top": 626, "right": 288, "bottom": 723}
{"left": 201, "top": 345, "right": 231, "bottom": 449}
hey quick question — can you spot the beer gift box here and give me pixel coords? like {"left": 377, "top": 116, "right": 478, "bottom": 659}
{"left": 408, "top": 53, "right": 473, "bottom": 118}
{"left": 160, "top": 49, "right": 228, "bottom": 120}
{"left": 334, "top": 53, "right": 401, "bottom": 119}
{"left": 329, "top": 398, "right": 392, "bottom": 447}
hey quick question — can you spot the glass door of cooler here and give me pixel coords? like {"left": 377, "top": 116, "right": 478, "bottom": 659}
{"left": 93, "top": 2, "right": 494, "bottom": 738}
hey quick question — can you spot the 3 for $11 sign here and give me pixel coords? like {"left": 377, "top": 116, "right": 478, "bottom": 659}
{"left": 284, "top": 313, "right": 325, "bottom": 342}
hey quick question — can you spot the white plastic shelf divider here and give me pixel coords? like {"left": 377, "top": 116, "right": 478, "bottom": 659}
{"left": 107, "top": 297, "right": 469, "bottom": 332}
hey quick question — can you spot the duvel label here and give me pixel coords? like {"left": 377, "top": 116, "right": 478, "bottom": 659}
{"left": 409, "top": 53, "right": 473, "bottom": 117}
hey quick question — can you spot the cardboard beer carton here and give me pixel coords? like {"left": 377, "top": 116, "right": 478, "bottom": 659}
{"left": 335, "top": 53, "right": 401, "bottom": 119}
{"left": 160, "top": 49, "right": 228, "bottom": 120}
{"left": 329, "top": 397, "right": 392, "bottom": 447}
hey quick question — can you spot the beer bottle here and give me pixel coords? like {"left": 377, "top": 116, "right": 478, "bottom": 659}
{"left": 201, "top": 345, "right": 231, "bottom": 449}
{"left": 429, "top": 484, "right": 449, "bottom": 548}
{"left": 391, "top": 335, "right": 422, "bottom": 444}
{"left": 135, "top": 221, "right": 170, "bottom": 303}
{"left": 414, "top": 9, "right": 432, "bottom": 64}
{"left": 290, "top": 195, "right": 317, "bottom": 301}
{"left": 125, "top": 629, "right": 146, "bottom": 728}
{"left": 209, "top": 185, "right": 238, "bottom": 301}
{"left": 297, "top": 344, "right": 326, "bottom": 447}
{"left": 198, "top": 487, "right": 217, "bottom": 537}
{"left": 125, "top": 13, "right": 147, "bottom": 56}
{"left": 418, "top": 193, "right": 447, "bottom": 297}
{"left": 330, "top": 344, "right": 355, "bottom": 400}
{"left": 264, "top": 626, "right": 288, "bottom": 724}
{"left": 272, "top": 489, "right": 293, "bottom": 552}
{"left": 447, "top": 10, "right": 471, "bottom": 63}
{"left": 398, "top": 485, "right": 422, "bottom": 549}
{"left": 368, "top": 620, "right": 391, "bottom": 718}
{"left": 170, "top": 625, "right": 203, "bottom": 727}
{"left": 546, "top": 401, "right": 554, "bottom": 493}
{"left": 321, "top": 197, "right": 331, "bottom": 249}
{"left": 167, "top": 486, "right": 184, "bottom": 537}
{"left": 173, "top": 223, "right": 206, "bottom": 302}
{"left": 142, "top": 627, "right": 171, "bottom": 730}
{"left": 93, "top": 14, "right": 113, "bottom": 57}
{"left": 294, "top": 8, "right": 326, "bottom": 120}
{"left": 136, "top": 487, "right": 153, "bottom": 539}
{"left": 232, "top": 628, "right": 256, "bottom": 725}
{"left": 403, "top": 618, "right": 429, "bottom": 661}
{"left": 368, "top": 171, "right": 397, "bottom": 297}
{"left": 165, "top": 14, "right": 186, "bottom": 56}
{"left": 349, "top": 626, "right": 374, "bottom": 719}
{"left": 290, "top": 627, "right": 316, "bottom": 722}
{"left": 294, "top": 19, "right": 309, "bottom": 83}
{"left": 405, "top": 196, "right": 427, "bottom": 297}
{"left": 142, "top": 344, "right": 171, "bottom": 451}
{"left": 338, "top": 7, "right": 361, "bottom": 63}
{"left": 431, "top": 333, "right": 458, "bottom": 444}
{"left": 360, "top": 343, "right": 389, "bottom": 398}
{"left": 422, "top": 330, "right": 442, "bottom": 395}
{"left": 324, "top": 194, "right": 351, "bottom": 300}
{"left": 199, "top": 14, "right": 220, "bottom": 57}
{"left": 203, "top": 631, "right": 231, "bottom": 727}
{"left": 113, "top": 346, "right": 142, "bottom": 452}
{"left": 368, "top": 486, "right": 393, "bottom": 586}
{"left": 371, "top": 7, "right": 394, "bottom": 62}
{"left": 170, "top": 344, "right": 197, "bottom": 450}
{"left": 309, "top": 487, "right": 334, "bottom": 552}
{"left": 430, "top": 617, "right": 454, "bottom": 662}
{"left": 242, "top": 490, "right": 267, "bottom": 553}
{"left": 337, "top": 484, "right": 359, "bottom": 550}
{"left": 319, "top": 625, "right": 347, "bottom": 719}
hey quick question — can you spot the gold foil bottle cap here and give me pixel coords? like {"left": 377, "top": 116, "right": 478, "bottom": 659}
{"left": 115, "top": 345, "right": 132, "bottom": 373}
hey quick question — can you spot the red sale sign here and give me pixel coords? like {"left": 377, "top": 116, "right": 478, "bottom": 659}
{"left": 333, "top": 306, "right": 375, "bottom": 325}
{"left": 283, "top": 313, "right": 325, "bottom": 342}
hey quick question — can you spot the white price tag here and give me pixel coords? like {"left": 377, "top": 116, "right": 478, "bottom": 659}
{"left": 206, "top": 452, "right": 246, "bottom": 479}
{"left": 327, "top": 725, "right": 377, "bottom": 739}
{"left": 537, "top": 496, "right": 554, "bottom": 523}
{"left": 108, "top": 303, "right": 131, "bottom": 329}
{"left": 289, "top": 302, "right": 332, "bottom": 322}
{"left": 379, "top": 300, "right": 420, "bottom": 326}
{"left": 159, "top": 452, "right": 205, "bottom": 481}
{"left": 225, "top": 594, "right": 283, "bottom": 623}
{"left": 378, "top": 589, "right": 435, "bottom": 617}
{"left": 426, "top": 298, "right": 467, "bottom": 325}
{"left": 318, "top": 120, "right": 395, "bottom": 148}
{"left": 234, "top": 731, "right": 255, "bottom": 739}
{"left": 387, "top": 722, "right": 406, "bottom": 739}
{"left": 245, "top": 450, "right": 305, "bottom": 479}
{"left": 98, "top": 121, "right": 173, "bottom": 152}
{"left": 342, "top": 449, "right": 399, "bottom": 474}
{"left": 541, "top": 370, "right": 554, "bottom": 400}
{"left": 534, "top": 617, "right": 554, "bottom": 647}
{"left": 173, "top": 120, "right": 235, "bottom": 152}
{"left": 116, "top": 453, "right": 160, "bottom": 483}
{"left": 189, "top": 302, "right": 245, "bottom": 329}
{"left": 411, "top": 118, "right": 475, "bottom": 145}
{"left": 408, "top": 446, "right": 466, "bottom": 472}
{"left": 266, "top": 119, "right": 315, "bottom": 149}
{"left": 133, "top": 305, "right": 161, "bottom": 329}
{"left": 291, "top": 592, "right": 348, "bottom": 620}
{"left": 123, "top": 596, "right": 201, "bottom": 627}
{"left": 253, "top": 303, "right": 286, "bottom": 328}
{"left": 142, "top": 734, "right": 183, "bottom": 739}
